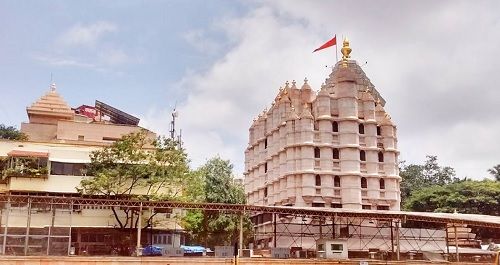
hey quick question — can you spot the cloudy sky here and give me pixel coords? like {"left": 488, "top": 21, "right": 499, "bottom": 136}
{"left": 1, "top": 0, "right": 499, "bottom": 179}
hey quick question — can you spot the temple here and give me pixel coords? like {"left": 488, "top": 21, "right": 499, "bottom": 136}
{"left": 244, "top": 38, "right": 400, "bottom": 211}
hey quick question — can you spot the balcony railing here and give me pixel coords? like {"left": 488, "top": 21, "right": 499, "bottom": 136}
{"left": 3, "top": 167, "right": 49, "bottom": 178}
{"left": 2, "top": 156, "right": 49, "bottom": 179}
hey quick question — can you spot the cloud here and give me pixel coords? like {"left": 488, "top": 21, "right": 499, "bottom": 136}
{"left": 58, "top": 21, "right": 117, "bottom": 47}
{"left": 33, "top": 54, "right": 96, "bottom": 68}
{"left": 33, "top": 54, "right": 116, "bottom": 74}
{"left": 34, "top": 21, "right": 135, "bottom": 73}
{"left": 183, "top": 30, "right": 222, "bottom": 55}
{"left": 142, "top": 1, "right": 500, "bottom": 179}
{"left": 98, "top": 49, "right": 131, "bottom": 66}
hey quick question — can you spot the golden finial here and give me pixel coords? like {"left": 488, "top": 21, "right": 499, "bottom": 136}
{"left": 341, "top": 37, "right": 352, "bottom": 67}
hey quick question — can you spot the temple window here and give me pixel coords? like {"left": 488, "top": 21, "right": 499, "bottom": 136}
{"left": 378, "top": 152, "right": 384, "bottom": 162}
{"left": 361, "top": 177, "right": 367, "bottom": 188}
{"left": 332, "top": 121, "right": 338, "bottom": 132}
{"left": 359, "top": 124, "right": 365, "bottom": 134}
{"left": 334, "top": 176, "right": 341, "bottom": 187}
{"left": 360, "top": 150, "right": 366, "bottom": 161}
{"left": 314, "top": 147, "right": 321, "bottom": 158}
{"left": 315, "top": 175, "right": 321, "bottom": 186}
{"left": 333, "top": 148, "right": 339, "bottom": 159}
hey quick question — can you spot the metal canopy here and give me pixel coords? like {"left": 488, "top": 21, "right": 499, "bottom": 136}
{"left": 1, "top": 194, "right": 499, "bottom": 229}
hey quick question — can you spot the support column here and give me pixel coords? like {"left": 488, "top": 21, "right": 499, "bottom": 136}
{"left": 24, "top": 197, "right": 32, "bottom": 255}
{"left": 67, "top": 201, "right": 73, "bottom": 256}
{"left": 445, "top": 224, "right": 450, "bottom": 259}
{"left": 332, "top": 215, "right": 336, "bottom": 239}
{"left": 390, "top": 220, "right": 394, "bottom": 256}
{"left": 239, "top": 210, "right": 244, "bottom": 256}
{"left": 136, "top": 202, "right": 143, "bottom": 256}
{"left": 454, "top": 225, "right": 459, "bottom": 262}
{"left": 47, "top": 206, "right": 55, "bottom": 255}
{"left": 319, "top": 217, "right": 323, "bottom": 239}
{"left": 273, "top": 213, "right": 277, "bottom": 248}
{"left": 395, "top": 220, "right": 400, "bottom": 261}
{"left": 2, "top": 197, "right": 10, "bottom": 255}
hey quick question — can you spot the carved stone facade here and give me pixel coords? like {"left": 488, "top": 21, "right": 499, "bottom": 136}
{"left": 244, "top": 60, "right": 401, "bottom": 211}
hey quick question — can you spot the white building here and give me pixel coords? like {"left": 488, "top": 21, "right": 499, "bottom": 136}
{"left": 0, "top": 84, "right": 183, "bottom": 256}
{"left": 244, "top": 38, "right": 400, "bottom": 211}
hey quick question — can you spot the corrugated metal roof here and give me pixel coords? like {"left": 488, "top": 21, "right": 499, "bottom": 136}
{"left": 270, "top": 205, "right": 500, "bottom": 228}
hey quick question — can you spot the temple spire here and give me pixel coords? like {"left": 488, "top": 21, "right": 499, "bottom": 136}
{"left": 50, "top": 82, "right": 57, "bottom": 91}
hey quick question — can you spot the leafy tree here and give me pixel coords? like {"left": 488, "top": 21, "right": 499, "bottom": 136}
{"left": 404, "top": 180, "right": 500, "bottom": 216}
{"left": 488, "top": 164, "right": 500, "bottom": 181}
{"left": 0, "top": 124, "right": 27, "bottom": 140}
{"left": 182, "top": 157, "right": 252, "bottom": 248}
{"left": 78, "top": 130, "right": 191, "bottom": 229}
{"left": 400, "top": 155, "right": 456, "bottom": 205}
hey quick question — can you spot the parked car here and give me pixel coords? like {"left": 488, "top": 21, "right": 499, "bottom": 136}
{"left": 142, "top": 245, "right": 163, "bottom": 256}
{"left": 180, "top": 245, "right": 206, "bottom": 256}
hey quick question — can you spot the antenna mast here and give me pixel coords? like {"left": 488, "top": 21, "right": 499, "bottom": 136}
{"left": 169, "top": 107, "right": 182, "bottom": 148}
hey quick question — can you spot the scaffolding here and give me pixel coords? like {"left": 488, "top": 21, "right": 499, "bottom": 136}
{"left": 0, "top": 194, "right": 499, "bottom": 261}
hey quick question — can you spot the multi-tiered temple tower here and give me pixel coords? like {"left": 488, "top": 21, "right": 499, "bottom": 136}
{"left": 244, "top": 39, "right": 400, "bottom": 212}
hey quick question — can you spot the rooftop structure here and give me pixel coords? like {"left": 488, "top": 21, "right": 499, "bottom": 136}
{"left": 21, "top": 84, "right": 152, "bottom": 144}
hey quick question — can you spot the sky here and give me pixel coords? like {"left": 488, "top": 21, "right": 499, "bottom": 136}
{"left": 1, "top": 0, "right": 499, "bottom": 180}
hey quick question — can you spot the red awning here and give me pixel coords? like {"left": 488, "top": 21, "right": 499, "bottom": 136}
{"left": 7, "top": 150, "right": 49, "bottom": 158}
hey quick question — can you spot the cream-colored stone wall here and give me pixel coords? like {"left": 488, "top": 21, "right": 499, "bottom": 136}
{"left": 56, "top": 120, "right": 156, "bottom": 143}
{"left": 244, "top": 61, "right": 401, "bottom": 211}
{"left": 21, "top": 123, "right": 58, "bottom": 142}
{"left": 0, "top": 140, "right": 175, "bottom": 196}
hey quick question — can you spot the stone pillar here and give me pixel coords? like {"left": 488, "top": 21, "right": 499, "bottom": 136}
{"left": 335, "top": 67, "right": 361, "bottom": 209}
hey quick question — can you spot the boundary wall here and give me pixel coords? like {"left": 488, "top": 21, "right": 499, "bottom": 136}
{"left": 0, "top": 256, "right": 474, "bottom": 265}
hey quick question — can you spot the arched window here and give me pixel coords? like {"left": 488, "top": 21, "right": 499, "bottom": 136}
{"left": 314, "top": 147, "right": 321, "bottom": 158}
{"left": 264, "top": 138, "right": 268, "bottom": 149}
{"left": 332, "top": 148, "right": 339, "bottom": 160}
{"left": 378, "top": 152, "right": 384, "bottom": 162}
{"left": 264, "top": 162, "right": 268, "bottom": 173}
{"left": 314, "top": 121, "right": 319, "bottom": 131}
{"left": 264, "top": 187, "right": 268, "bottom": 197}
{"left": 379, "top": 179, "right": 385, "bottom": 189}
{"left": 359, "top": 124, "right": 365, "bottom": 134}
{"left": 376, "top": 126, "right": 381, "bottom": 136}
{"left": 360, "top": 150, "right": 366, "bottom": 161}
{"left": 361, "top": 177, "right": 367, "bottom": 188}
{"left": 334, "top": 176, "right": 341, "bottom": 187}
{"left": 332, "top": 121, "right": 339, "bottom": 132}
{"left": 315, "top": 175, "right": 321, "bottom": 186}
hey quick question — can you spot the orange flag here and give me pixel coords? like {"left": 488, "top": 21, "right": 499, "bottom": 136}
{"left": 313, "top": 35, "right": 337, "bottom": 52}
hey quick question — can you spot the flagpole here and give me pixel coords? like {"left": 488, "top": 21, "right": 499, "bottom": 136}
{"left": 335, "top": 34, "right": 338, "bottom": 62}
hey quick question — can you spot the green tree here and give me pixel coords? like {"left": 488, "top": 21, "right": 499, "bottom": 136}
{"left": 182, "top": 157, "right": 252, "bottom": 248}
{"left": 78, "top": 130, "right": 191, "bottom": 229}
{"left": 0, "top": 124, "right": 27, "bottom": 140}
{"left": 400, "top": 155, "right": 456, "bottom": 205}
{"left": 404, "top": 180, "right": 500, "bottom": 216}
{"left": 488, "top": 164, "right": 500, "bottom": 181}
